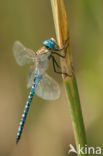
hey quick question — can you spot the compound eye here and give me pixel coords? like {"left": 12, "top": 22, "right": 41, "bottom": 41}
{"left": 43, "top": 39, "right": 55, "bottom": 49}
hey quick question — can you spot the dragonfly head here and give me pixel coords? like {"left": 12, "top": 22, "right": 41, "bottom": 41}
{"left": 43, "top": 38, "right": 57, "bottom": 49}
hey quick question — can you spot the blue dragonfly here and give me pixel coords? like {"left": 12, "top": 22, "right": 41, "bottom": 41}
{"left": 13, "top": 37, "right": 70, "bottom": 144}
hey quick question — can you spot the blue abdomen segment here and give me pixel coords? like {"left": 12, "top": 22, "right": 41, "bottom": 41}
{"left": 16, "top": 73, "right": 42, "bottom": 144}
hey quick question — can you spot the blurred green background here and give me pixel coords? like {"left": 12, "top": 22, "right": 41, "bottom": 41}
{"left": 0, "top": 0, "right": 103, "bottom": 156}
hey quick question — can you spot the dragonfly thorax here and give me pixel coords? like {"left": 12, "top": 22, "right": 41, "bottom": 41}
{"left": 35, "top": 49, "right": 51, "bottom": 74}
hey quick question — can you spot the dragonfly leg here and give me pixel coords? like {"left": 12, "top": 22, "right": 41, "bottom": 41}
{"left": 52, "top": 37, "right": 69, "bottom": 52}
{"left": 52, "top": 56, "right": 60, "bottom": 68}
{"left": 51, "top": 55, "right": 72, "bottom": 77}
{"left": 52, "top": 51, "right": 66, "bottom": 58}
{"left": 52, "top": 38, "right": 69, "bottom": 58}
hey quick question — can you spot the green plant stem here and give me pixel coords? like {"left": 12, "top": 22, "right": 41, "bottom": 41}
{"left": 50, "top": 0, "right": 88, "bottom": 155}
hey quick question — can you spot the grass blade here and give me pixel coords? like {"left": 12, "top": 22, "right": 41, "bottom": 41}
{"left": 50, "top": 0, "right": 88, "bottom": 155}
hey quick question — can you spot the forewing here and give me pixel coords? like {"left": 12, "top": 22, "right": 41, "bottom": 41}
{"left": 13, "top": 41, "right": 35, "bottom": 66}
{"left": 35, "top": 73, "right": 60, "bottom": 100}
{"left": 27, "top": 65, "right": 35, "bottom": 88}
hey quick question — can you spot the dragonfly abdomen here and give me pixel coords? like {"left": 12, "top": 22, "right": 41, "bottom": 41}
{"left": 16, "top": 73, "right": 42, "bottom": 144}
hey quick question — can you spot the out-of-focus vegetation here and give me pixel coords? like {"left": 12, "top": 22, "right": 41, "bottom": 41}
{"left": 0, "top": 0, "right": 103, "bottom": 156}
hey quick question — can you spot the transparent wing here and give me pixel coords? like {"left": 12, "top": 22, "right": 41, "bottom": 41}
{"left": 13, "top": 41, "right": 35, "bottom": 66}
{"left": 27, "top": 65, "right": 35, "bottom": 88}
{"left": 35, "top": 73, "right": 60, "bottom": 100}
{"left": 27, "top": 69, "right": 60, "bottom": 100}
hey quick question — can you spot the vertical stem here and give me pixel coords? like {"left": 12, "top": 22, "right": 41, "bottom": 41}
{"left": 50, "top": 0, "right": 88, "bottom": 155}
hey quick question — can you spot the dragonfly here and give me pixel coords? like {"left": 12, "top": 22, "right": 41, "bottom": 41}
{"left": 13, "top": 37, "right": 70, "bottom": 144}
